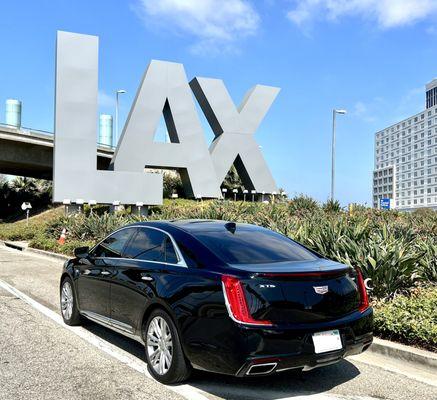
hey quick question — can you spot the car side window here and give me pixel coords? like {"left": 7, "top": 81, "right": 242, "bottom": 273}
{"left": 123, "top": 228, "right": 166, "bottom": 262}
{"left": 92, "top": 228, "right": 133, "bottom": 258}
{"left": 176, "top": 242, "right": 200, "bottom": 268}
{"left": 164, "top": 238, "right": 179, "bottom": 264}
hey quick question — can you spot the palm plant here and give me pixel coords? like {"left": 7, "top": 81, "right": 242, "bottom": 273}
{"left": 10, "top": 176, "right": 37, "bottom": 194}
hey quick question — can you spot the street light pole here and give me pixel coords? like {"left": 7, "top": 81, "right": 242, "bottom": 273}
{"left": 331, "top": 109, "right": 347, "bottom": 202}
{"left": 115, "top": 89, "right": 126, "bottom": 146}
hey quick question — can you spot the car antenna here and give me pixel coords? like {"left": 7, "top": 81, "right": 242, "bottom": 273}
{"left": 225, "top": 222, "right": 236, "bottom": 234}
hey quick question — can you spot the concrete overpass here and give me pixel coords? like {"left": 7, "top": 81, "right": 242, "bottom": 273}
{"left": 0, "top": 124, "right": 114, "bottom": 179}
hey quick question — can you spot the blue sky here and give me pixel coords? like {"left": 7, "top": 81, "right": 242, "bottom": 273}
{"left": 1, "top": 0, "right": 437, "bottom": 205}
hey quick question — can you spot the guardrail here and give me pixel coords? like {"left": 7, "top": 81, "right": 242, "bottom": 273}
{"left": 0, "top": 122, "right": 116, "bottom": 150}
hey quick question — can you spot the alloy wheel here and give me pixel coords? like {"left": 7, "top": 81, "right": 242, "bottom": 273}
{"left": 61, "top": 281, "right": 74, "bottom": 321}
{"left": 146, "top": 316, "right": 173, "bottom": 375}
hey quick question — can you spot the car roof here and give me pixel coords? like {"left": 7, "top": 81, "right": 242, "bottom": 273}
{"left": 127, "top": 219, "right": 258, "bottom": 234}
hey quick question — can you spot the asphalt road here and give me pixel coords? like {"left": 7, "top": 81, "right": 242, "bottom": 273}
{"left": 0, "top": 244, "right": 436, "bottom": 400}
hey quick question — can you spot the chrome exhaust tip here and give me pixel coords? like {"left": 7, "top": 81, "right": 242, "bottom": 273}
{"left": 246, "top": 362, "right": 278, "bottom": 375}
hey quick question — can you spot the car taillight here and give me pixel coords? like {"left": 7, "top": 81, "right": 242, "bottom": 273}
{"left": 356, "top": 268, "right": 369, "bottom": 312}
{"left": 221, "top": 275, "right": 273, "bottom": 326}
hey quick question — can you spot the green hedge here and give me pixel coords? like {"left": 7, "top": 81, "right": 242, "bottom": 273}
{"left": 373, "top": 286, "right": 437, "bottom": 352}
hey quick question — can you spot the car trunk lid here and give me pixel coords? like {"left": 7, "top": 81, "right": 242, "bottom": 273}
{"left": 229, "top": 259, "right": 361, "bottom": 324}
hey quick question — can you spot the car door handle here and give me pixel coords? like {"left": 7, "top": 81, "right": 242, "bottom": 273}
{"left": 101, "top": 271, "right": 111, "bottom": 276}
{"left": 141, "top": 274, "right": 154, "bottom": 282}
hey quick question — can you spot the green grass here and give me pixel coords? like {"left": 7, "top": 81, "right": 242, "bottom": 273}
{"left": 0, "top": 207, "right": 63, "bottom": 242}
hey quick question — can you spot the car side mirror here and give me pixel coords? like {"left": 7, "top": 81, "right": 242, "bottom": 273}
{"left": 74, "top": 246, "right": 90, "bottom": 259}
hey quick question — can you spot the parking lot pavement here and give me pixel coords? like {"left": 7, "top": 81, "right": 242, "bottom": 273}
{"left": 1, "top": 244, "right": 436, "bottom": 400}
{"left": 0, "top": 286, "right": 184, "bottom": 400}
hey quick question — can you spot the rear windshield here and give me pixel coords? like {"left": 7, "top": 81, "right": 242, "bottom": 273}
{"left": 195, "top": 227, "right": 318, "bottom": 264}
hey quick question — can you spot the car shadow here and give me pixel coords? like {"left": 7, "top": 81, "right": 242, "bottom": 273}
{"left": 83, "top": 320, "right": 361, "bottom": 400}
{"left": 189, "top": 362, "right": 360, "bottom": 399}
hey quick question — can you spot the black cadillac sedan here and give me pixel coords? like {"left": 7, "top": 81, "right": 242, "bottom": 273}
{"left": 59, "top": 220, "right": 373, "bottom": 384}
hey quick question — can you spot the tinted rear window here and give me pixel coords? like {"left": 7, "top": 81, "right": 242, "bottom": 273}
{"left": 195, "top": 227, "right": 318, "bottom": 264}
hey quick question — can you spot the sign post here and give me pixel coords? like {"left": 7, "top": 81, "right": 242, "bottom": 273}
{"left": 21, "top": 202, "right": 32, "bottom": 226}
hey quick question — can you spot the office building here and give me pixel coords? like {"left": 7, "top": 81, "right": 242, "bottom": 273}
{"left": 373, "top": 78, "right": 437, "bottom": 210}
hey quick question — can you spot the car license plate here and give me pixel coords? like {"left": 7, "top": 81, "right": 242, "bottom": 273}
{"left": 312, "top": 329, "right": 342, "bottom": 354}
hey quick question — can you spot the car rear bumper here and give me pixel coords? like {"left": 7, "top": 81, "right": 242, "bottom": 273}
{"left": 237, "top": 330, "right": 372, "bottom": 376}
{"left": 237, "top": 307, "right": 373, "bottom": 376}
{"left": 187, "top": 307, "right": 373, "bottom": 376}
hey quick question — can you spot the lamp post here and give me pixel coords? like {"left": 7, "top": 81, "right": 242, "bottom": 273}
{"left": 115, "top": 89, "right": 126, "bottom": 146}
{"left": 331, "top": 109, "right": 347, "bottom": 202}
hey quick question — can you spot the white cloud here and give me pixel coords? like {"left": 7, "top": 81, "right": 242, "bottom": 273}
{"left": 426, "top": 25, "right": 437, "bottom": 35}
{"left": 349, "top": 85, "right": 425, "bottom": 127}
{"left": 287, "top": 0, "right": 437, "bottom": 30}
{"left": 393, "top": 86, "right": 424, "bottom": 120}
{"left": 351, "top": 100, "right": 377, "bottom": 122}
{"left": 98, "top": 90, "right": 115, "bottom": 108}
{"left": 353, "top": 101, "right": 368, "bottom": 116}
{"left": 135, "top": 0, "right": 260, "bottom": 54}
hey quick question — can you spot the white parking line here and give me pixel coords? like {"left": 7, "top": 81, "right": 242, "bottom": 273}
{"left": 0, "top": 278, "right": 209, "bottom": 400}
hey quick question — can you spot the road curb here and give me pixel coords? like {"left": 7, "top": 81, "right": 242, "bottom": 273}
{"left": 369, "top": 337, "right": 437, "bottom": 371}
{"left": 0, "top": 240, "right": 70, "bottom": 262}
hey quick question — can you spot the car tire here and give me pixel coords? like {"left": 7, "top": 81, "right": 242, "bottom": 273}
{"left": 60, "top": 277, "right": 81, "bottom": 326}
{"left": 143, "top": 309, "right": 192, "bottom": 384}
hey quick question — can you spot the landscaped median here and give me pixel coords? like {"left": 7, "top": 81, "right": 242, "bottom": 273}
{"left": 0, "top": 198, "right": 436, "bottom": 353}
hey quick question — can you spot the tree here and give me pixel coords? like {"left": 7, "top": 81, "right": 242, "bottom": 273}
{"left": 0, "top": 177, "right": 53, "bottom": 219}
{"left": 10, "top": 176, "right": 37, "bottom": 196}
{"left": 222, "top": 165, "right": 244, "bottom": 191}
{"left": 163, "top": 171, "right": 184, "bottom": 198}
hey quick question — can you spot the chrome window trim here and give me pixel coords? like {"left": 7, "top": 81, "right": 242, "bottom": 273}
{"left": 90, "top": 225, "right": 188, "bottom": 268}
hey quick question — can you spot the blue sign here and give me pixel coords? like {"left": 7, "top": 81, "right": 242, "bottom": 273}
{"left": 380, "top": 198, "right": 390, "bottom": 210}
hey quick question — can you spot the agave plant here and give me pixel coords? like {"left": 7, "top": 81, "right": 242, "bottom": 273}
{"left": 42, "top": 197, "right": 436, "bottom": 299}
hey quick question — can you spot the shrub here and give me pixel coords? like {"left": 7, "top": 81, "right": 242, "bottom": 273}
{"left": 322, "top": 199, "right": 342, "bottom": 213}
{"left": 288, "top": 195, "right": 319, "bottom": 214}
{"left": 29, "top": 233, "right": 94, "bottom": 256}
{"left": 1, "top": 199, "right": 436, "bottom": 300}
{"left": 373, "top": 286, "right": 437, "bottom": 351}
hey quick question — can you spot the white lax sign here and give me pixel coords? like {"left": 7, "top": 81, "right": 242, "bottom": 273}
{"left": 53, "top": 31, "right": 280, "bottom": 205}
